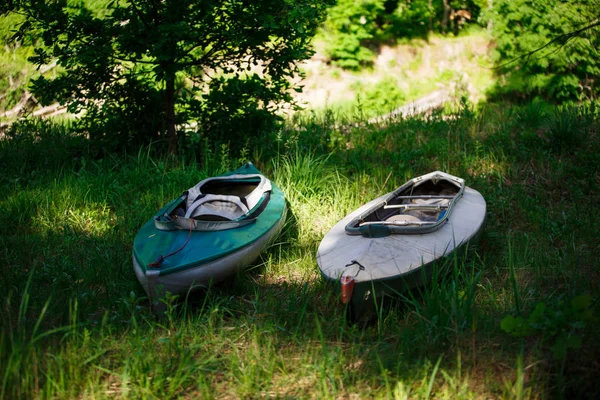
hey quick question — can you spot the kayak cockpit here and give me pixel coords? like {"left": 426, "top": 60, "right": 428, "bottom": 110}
{"left": 154, "top": 173, "right": 272, "bottom": 232}
{"left": 345, "top": 171, "right": 464, "bottom": 237}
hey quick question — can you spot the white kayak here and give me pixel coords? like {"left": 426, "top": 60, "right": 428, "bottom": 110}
{"left": 316, "top": 171, "right": 486, "bottom": 316}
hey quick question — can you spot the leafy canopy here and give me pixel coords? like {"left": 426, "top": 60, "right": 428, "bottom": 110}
{"left": 10, "top": 0, "right": 333, "bottom": 152}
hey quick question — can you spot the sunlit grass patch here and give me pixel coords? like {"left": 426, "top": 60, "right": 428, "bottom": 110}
{"left": 31, "top": 185, "right": 116, "bottom": 237}
{"left": 464, "top": 152, "right": 508, "bottom": 183}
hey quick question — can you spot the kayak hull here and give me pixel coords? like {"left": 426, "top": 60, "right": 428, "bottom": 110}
{"left": 133, "top": 212, "right": 286, "bottom": 301}
{"left": 339, "top": 221, "right": 484, "bottom": 320}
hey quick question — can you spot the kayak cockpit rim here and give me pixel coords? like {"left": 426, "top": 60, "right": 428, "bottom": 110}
{"left": 344, "top": 171, "right": 465, "bottom": 237}
{"left": 153, "top": 173, "right": 272, "bottom": 232}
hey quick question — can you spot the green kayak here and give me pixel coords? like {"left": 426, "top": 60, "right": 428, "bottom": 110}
{"left": 133, "top": 162, "right": 286, "bottom": 305}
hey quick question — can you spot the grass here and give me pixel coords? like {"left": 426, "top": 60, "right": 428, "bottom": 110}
{"left": 1, "top": 100, "right": 599, "bottom": 399}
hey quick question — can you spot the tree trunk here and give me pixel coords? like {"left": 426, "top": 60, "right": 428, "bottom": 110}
{"left": 428, "top": 0, "right": 433, "bottom": 32}
{"left": 442, "top": 0, "right": 450, "bottom": 35}
{"left": 166, "top": 75, "right": 177, "bottom": 154}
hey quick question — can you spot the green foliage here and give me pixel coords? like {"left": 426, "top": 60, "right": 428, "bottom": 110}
{"left": 74, "top": 76, "right": 166, "bottom": 152}
{"left": 386, "top": 0, "right": 434, "bottom": 39}
{"left": 321, "top": 0, "right": 385, "bottom": 69}
{"left": 354, "top": 76, "right": 406, "bottom": 114}
{"left": 491, "top": 0, "right": 600, "bottom": 102}
{"left": 192, "top": 74, "right": 286, "bottom": 154}
{"left": 546, "top": 102, "right": 598, "bottom": 152}
{"left": 8, "top": 0, "right": 332, "bottom": 152}
{"left": 320, "top": 0, "right": 486, "bottom": 69}
{"left": 0, "top": 11, "right": 38, "bottom": 112}
{"left": 501, "top": 294, "right": 594, "bottom": 359}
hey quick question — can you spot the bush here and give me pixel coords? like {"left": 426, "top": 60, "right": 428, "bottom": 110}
{"left": 10, "top": 0, "right": 332, "bottom": 154}
{"left": 355, "top": 76, "right": 406, "bottom": 116}
{"left": 193, "top": 75, "right": 285, "bottom": 155}
{"left": 321, "top": 0, "right": 385, "bottom": 70}
{"left": 491, "top": 0, "right": 600, "bottom": 102}
{"left": 320, "top": 0, "right": 486, "bottom": 69}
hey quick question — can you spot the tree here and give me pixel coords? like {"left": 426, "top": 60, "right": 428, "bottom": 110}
{"left": 320, "top": 0, "right": 385, "bottom": 70}
{"left": 8, "top": 0, "right": 332, "bottom": 153}
{"left": 319, "top": 0, "right": 486, "bottom": 70}
{"left": 491, "top": 0, "right": 600, "bottom": 102}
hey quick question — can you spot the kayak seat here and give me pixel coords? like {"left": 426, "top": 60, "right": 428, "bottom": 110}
{"left": 385, "top": 214, "right": 419, "bottom": 223}
{"left": 185, "top": 194, "right": 249, "bottom": 221}
{"left": 184, "top": 174, "right": 272, "bottom": 222}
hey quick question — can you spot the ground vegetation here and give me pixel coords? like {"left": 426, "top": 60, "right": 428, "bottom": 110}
{"left": 1, "top": 101, "right": 599, "bottom": 398}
